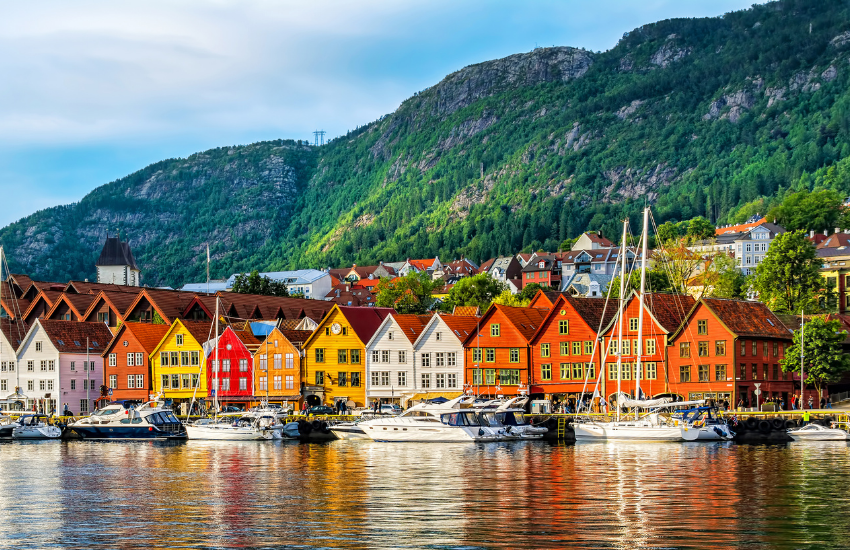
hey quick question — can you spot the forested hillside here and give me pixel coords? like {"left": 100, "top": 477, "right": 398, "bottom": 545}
{"left": 3, "top": 0, "right": 850, "bottom": 287}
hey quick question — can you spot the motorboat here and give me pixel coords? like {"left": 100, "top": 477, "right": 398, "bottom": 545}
{"left": 787, "top": 423, "right": 850, "bottom": 441}
{"left": 185, "top": 413, "right": 270, "bottom": 441}
{"left": 574, "top": 413, "right": 685, "bottom": 441}
{"left": 675, "top": 406, "right": 735, "bottom": 441}
{"left": 359, "top": 395, "right": 505, "bottom": 442}
{"left": 11, "top": 414, "right": 62, "bottom": 440}
{"left": 330, "top": 421, "right": 371, "bottom": 440}
{"left": 0, "top": 415, "right": 23, "bottom": 439}
{"left": 67, "top": 401, "right": 187, "bottom": 440}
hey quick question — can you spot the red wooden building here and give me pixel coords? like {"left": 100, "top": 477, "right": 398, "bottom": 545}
{"left": 599, "top": 292, "right": 695, "bottom": 401}
{"left": 529, "top": 295, "right": 617, "bottom": 398}
{"left": 668, "top": 298, "right": 793, "bottom": 408}
{"left": 102, "top": 322, "right": 171, "bottom": 402}
{"left": 207, "top": 326, "right": 262, "bottom": 405}
{"left": 461, "top": 304, "right": 549, "bottom": 397}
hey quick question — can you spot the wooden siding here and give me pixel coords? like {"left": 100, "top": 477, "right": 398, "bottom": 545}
{"left": 366, "top": 317, "right": 417, "bottom": 404}
{"left": 303, "top": 308, "right": 367, "bottom": 406}
{"left": 462, "top": 308, "right": 532, "bottom": 397}
{"left": 150, "top": 320, "right": 208, "bottom": 400}
{"left": 252, "top": 328, "right": 302, "bottom": 402}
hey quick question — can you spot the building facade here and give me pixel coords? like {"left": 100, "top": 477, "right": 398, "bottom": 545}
{"left": 150, "top": 320, "right": 213, "bottom": 406}
{"left": 103, "top": 322, "right": 170, "bottom": 402}
{"left": 252, "top": 328, "right": 309, "bottom": 407}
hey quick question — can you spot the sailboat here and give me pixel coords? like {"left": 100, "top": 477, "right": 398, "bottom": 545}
{"left": 185, "top": 296, "right": 269, "bottom": 440}
{"left": 573, "top": 207, "right": 701, "bottom": 442}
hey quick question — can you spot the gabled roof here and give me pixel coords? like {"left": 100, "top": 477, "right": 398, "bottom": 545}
{"left": 82, "top": 290, "right": 140, "bottom": 322}
{"left": 696, "top": 298, "right": 792, "bottom": 339}
{"left": 96, "top": 236, "right": 139, "bottom": 269}
{"left": 305, "top": 305, "right": 394, "bottom": 348}
{"left": 123, "top": 289, "right": 198, "bottom": 324}
{"left": 564, "top": 295, "right": 618, "bottom": 332}
{"left": 716, "top": 217, "right": 766, "bottom": 236}
{"left": 45, "top": 293, "right": 97, "bottom": 321}
{"left": 435, "top": 314, "right": 481, "bottom": 344}
{"left": 529, "top": 290, "right": 567, "bottom": 309}
{"left": 463, "top": 304, "right": 549, "bottom": 346}
{"left": 443, "top": 258, "right": 479, "bottom": 276}
{"left": 64, "top": 281, "right": 139, "bottom": 295}
{"left": 391, "top": 314, "right": 432, "bottom": 344}
{"left": 0, "top": 319, "right": 30, "bottom": 349}
{"left": 521, "top": 255, "right": 561, "bottom": 272}
{"left": 9, "top": 274, "right": 34, "bottom": 295}
{"left": 102, "top": 322, "right": 171, "bottom": 357}
{"left": 582, "top": 232, "right": 615, "bottom": 247}
{"left": 215, "top": 292, "right": 333, "bottom": 323}
{"left": 38, "top": 320, "right": 114, "bottom": 353}
{"left": 406, "top": 258, "right": 438, "bottom": 272}
{"left": 277, "top": 329, "right": 314, "bottom": 347}
{"left": 605, "top": 291, "right": 695, "bottom": 335}
{"left": 22, "top": 290, "right": 65, "bottom": 320}
{"left": 452, "top": 305, "right": 480, "bottom": 316}
{"left": 817, "top": 233, "right": 850, "bottom": 249}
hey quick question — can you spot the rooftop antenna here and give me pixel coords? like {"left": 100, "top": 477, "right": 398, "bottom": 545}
{"left": 313, "top": 130, "right": 326, "bottom": 146}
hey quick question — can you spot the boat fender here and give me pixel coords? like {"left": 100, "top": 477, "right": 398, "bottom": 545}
{"left": 712, "top": 426, "right": 724, "bottom": 438}
{"left": 757, "top": 420, "right": 771, "bottom": 434}
{"left": 784, "top": 419, "right": 797, "bottom": 429}
{"left": 771, "top": 419, "right": 785, "bottom": 430}
{"left": 320, "top": 423, "right": 331, "bottom": 435}
{"left": 311, "top": 420, "right": 323, "bottom": 431}
{"left": 478, "top": 428, "right": 485, "bottom": 436}
{"left": 745, "top": 418, "right": 758, "bottom": 430}
{"left": 299, "top": 421, "right": 313, "bottom": 435}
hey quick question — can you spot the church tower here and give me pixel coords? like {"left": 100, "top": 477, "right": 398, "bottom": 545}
{"left": 96, "top": 235, "right": 141, "bottom": 286}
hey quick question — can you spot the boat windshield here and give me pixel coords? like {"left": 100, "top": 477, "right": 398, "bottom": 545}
{"left": 497, "top": 411, "right": 526, "bottom": 426}
{"left": 93, "top": 407, "right": 123, "bottom": 416}
{"left": 440, "top": 412, "right": 481, "bottom": 427}
{"left": 147, "top": 411, "right": 180, "bottom": 425}
{"left": 478, "top": 412, "right": 504, "bottom": 427}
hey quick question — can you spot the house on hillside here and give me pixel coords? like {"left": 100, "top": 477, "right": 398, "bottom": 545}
{"left": 479, "top": 256, "right": 523, "bottom": 291}
{"left": 690, "top": 216, "right": 786, "bottom": 276}
{"left": 222, "top": 269, "right": 333, "bottom": 299}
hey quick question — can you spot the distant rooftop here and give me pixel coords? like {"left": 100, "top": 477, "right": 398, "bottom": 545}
{"left": 224, "top": 269, "right": 330, "bottom": 288}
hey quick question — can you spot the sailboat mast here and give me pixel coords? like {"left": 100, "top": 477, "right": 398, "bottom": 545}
{"left": 800, "top": 309, "right": 805, "bottom": 410}
{"left": 635, "top": 207, "right": 649, "bottom": 419}
{"left": 616, "top": 220, "right": 628, "bottom": 422}
{"left": 214, "top": 298, "right": 219, "bottom": 414}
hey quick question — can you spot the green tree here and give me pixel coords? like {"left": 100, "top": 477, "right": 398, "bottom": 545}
{"left": 442, "top": 273, "right": 506, "bottom": 311}
{"left": 750, "top": 231, "right": 823, "bottom": 313}
{"left": 374, "top": 272, "right": 443, "bottom": 314}
{"left": 517, "top": 282, "right": 548, "bottom": 302}
{"left": 608, "top": 268, "right": 672, "bottom": 298}
{"left": 781, "top": 316, "right": 850, "bottom": 402}
{"left": 492, "top": 289, "right": 530, "bottom": 307}
{"left": 686, "top": 217, "right": 716, "bottom": 240}
{"left": 232, "top": 271, "right": 290, "bottom": 297}
{"left": 656, "top": 221, "right": 683, "bottom": 244}
{"left": 767, "top": 189, "right": 844, "bottom": 232}
{"left": 707, "top": 254, "right": 747, "bottom": 299}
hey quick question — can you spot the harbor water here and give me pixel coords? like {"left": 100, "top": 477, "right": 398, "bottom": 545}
{"left": 0, "top": 440, "right": 848, "bottom": 549}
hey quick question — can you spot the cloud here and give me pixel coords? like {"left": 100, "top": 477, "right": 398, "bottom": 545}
{"left": 0, "top": 0, "right": 763, "bottom": 226}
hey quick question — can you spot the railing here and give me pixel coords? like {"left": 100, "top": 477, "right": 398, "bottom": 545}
{"left": 830, "top": 391, "right": 850, "bottom": 403}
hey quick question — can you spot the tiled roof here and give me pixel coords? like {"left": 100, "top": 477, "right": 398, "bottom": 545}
{"left": 564, "top": 295, "right": 618, "bottom": 331}
{"left": 702, "top": 298, "right": 792, "bottom": 339}
{"left": 84, "top": 290, "right": 141, "bottom": 321}
{"left": 9, "top": 274, "right": 34, "bottom": 294}
{"left": 277, "top": 319, "right": 303, "bottom": 330}
{"left": 493, "top": 304, "right": 550, "bottom": 341}
{"left": 407, "top": 258, "right": 437, "bottom": 271}
{"left": 392, "top": 314, "right": 432, "bottom": 344}
{"left": 277, "top": 330, "right": 314, "bottom": 347}
{"left": 46, "top": 293, "right": 97, "bottom": 320}
{"left": 65, "top": 281, "right": 139, "bottom": 294}
{"left": 337, "top": 306, "right": 395, "bottom": 344}
{"left": 124, "top": 289, "right": 199, "bottom": 324}
{"left": 817, "top": 233, "right": 850, "bottom": 249}
{"left": 479, "top": 258, "right": 496, "bottom": 272}
{"left": 520, "top": 255, "right": 561, "bottom": 272}
{"left": 233, "top": 328, "right": 263, "bottom": 348}
{"left": 217, "top": 292, "right": 334, "bottom": 323}
{"left": 452, "top": 306, "right": 480, "bottom": 316}
{"left": 38, "top": 320, "right": 115, "bottom": 353}
{"left": 439, "top": 314, "right": 481, "bottom": 342}
{"left": 104, "top": 322, "right": 171, "bottom": 356}
{"left": 716, "top": 217, "right": 766, "bottom": 236}
{"left": 23, "top": 290, "right": 65, "bottom": 320}
{"left": 96, "top": 236, "right": 139, "bottom": 269}
{"left": 180, "top": 319, "right": 222, "bottom": 346}
{"left": 584, "top": 233, "right": 615, "bottom": 247}
{"left": 0, "top": 319, "right": 30, "bottom": 348}
{"left": 642, "top": 293, "right": 696, "bottom": 333}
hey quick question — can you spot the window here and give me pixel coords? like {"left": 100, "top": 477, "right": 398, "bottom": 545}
{"left": 447, "top": 374, "right": 457, "bottom": 388}
{"left": 472, "top": 369, "right": 483, "bottom": 385}
{"left": 751, "top": 364, "right": 758, "bottom": 380}
{"left": 485, "top": 348, "right": 495, "bottom": 362}
{"left": 697, "top": 319, "right": 708, "bottom": 335}
{"left": 171, "top": 374, "right": 179, "bottom": 389}
{"left": 447, "top": 353, "right": 456, "bottom": 366}
{"left": 325, "top": 327, "right": 330, "bottom": 336}
{"left": 221, "top": 379, "right": 230, "bottom": 391}
{"left": 398, "top": 351, "right": 406, "bottom": 363}
{"left": 645, "top": 339, "right": 656, "bottom": 356}
{"left": 381, "top": 371, "right": 390, "bottom": 386}
{"left": 698, "top": 342, "right": 709, "bottom": 357}
{"left": 80, "top": 399, "right": 88, "bottom": 414}
{"left": 558, "top": 320, "right": 569, "bottom": 335}
{"left": 176, "top": 334, "right": 184, "bottom": 346}
{"left": 472, "top": 348, "right": 482, "bottom": 363}
{"left": 35, "top": 342, "right": 42, "bottom": 352}
{"left": 485, "top": 369, "right": 496, "bottom": 384}
{"left": 315, "top": 349, "right": 325, "bottom": 363}
{"left": 621, "top": 363, "right": 631, "bottom": 380}
{"left": 435, "top": 352, "right": 445, "bottom": 367}
{"left": 739, "top": 363, "right": 746, "bottom": 379}
{"left": 584, "top": 341, "right": 593, "bottom": 355}
{"left": 772, "top": 364, "right": 779, "bottom": 380}
{"left": 629, "top": 318, "right": 638, "bottom": 331}
{"left": 572, "top": 342, "right": 581, "bottom": 356}
{"left": 607, "top": 363, "right": 617, "bottom": 380}
{"left": 499, "top": 369, "right": 520, "bottom": 385}
{"left": 435, "top": 332, "right": 442, "bottom": 341}
{"left": 259, "top": 377, "right": 268, "bottom": 391}
{"left": 285, "top": 375, "right": 294, "bottom": 389}
{"left": 223, "top": 360, "right": 231, "bottom": 372}
{"left": 40, "top": 361, "right": 47, "bottom": 372}
{"left": 715, "top": 341, "right": 726, "bottom": 356}
{"left": 540, "top": 343, "right": 550, "bottom": 358}
{"left": 315, "top": 371, "right": 325, "bottom": 385}
{"left": 715, "top": 364, "right": 727, "bottom": 381}
{"left": 698, "top": 364, "right": 710, "bottom": 382}
{"left": 371, "top": 350, "right": 379, "bottom": 363}
{"left": 398, "top": 372, "right": 406, "bottom": 386}
{"left": 342, "top": 327, "right": 348, "bottom": 336}
{"left": 27, "top": 361, "right": 33, "bottom": 371}
{"left": 740, "top": 341, "right": 746, "bottom": 356}
{"left": 236, "top": 377, "right": 246, "bottom": 391}
{"left": 258, "top": 355, "right": 267, "bottom": 371}
{"left": 7, "top": 362, "right": 12, "bottom": 372}
{"left": 381, "top": 350, "right": 390, "bottom": 363}
{"left": 490, "top": 324, "right": 501, "bottom": 337}
{"left": 560, "top": 363, "right": 570, "bottom": 380}
{"left": 127, "top": 375, "right": 135, "bottom": 389}
{"left": 49, "top": 360, "right": 55, "bottom": 372}
{"left": 127, "top": 353, "right": 134, "bottom": 367}
{"left": 338, "top": 372, "right": 348, "bottom": 387}
{"left": 286, "top": 353, "right": 295, "bottom": 368}
{"left": 269, "top": 354, "right": 279, "bottom": 370}
{"left": 161, "top": 374, "right": 169, "bottom": 389}
{"left": 621, "top": 340, "right": 630, "bottom": 356}
{"left": 109, "top": 375, "right": 117, "bottom": 389}
{"left": 191, "top": 352, "right": 199, "bottom": 366}
{"left": 752, "top": 341, "right": 757, "bottom": 356}
{"left": 645, "top": 362, "right": 657, "bottom": 380}
{"left": 170, "top": 352, "right": 178, "bottom": 366}
{"left": 387, "top": 331, "right": 394, "bottom": 341}
{"left": 136, "top": 375, "right": 144, "bottom": 389}
{"left": 773, "top": 342, "right": 779, "bottom": 357}
{"left": 109, "top": 354, "right": 117, "bottom": 367}
{"left": 238, "top": 359, "right": 247, "bottom": 372}
{"left": 136, "top": 353, "right": 144, "bottom": 366}
{"left": 27, "top": 380, "right": 33, "bottom": 391}
{"left": 422, "top": 353, "right": 431, "bottom": 368}
{"left": 266, "top": 375, "right": 277, "bottom": 390}
{"left": 509, "top": 348, "right": 520, "bottom": 363}
{"left": 571, "top": 363, "right": 583, "bottom": 380}
{"left": 338, "top": 349, "right": 348, "bottom": 364}
{"left": 560, "top": 342, "right": 569, "bottom": 356}
{"left": 421, "top": 373, "right": 431, "bottom": 388}
{"left": 436, "top": 373, "right": 446, "bottom": 388}
{"left": 0, "top": 380, "right": 5, "bottom": 392}
{"left": 541, "top": 364, "right": 552, "bottom": 380}
{"left": 351, "top": 372, "right": 360, "bottom": 387}
{"left": 680, "top": 365, "right": 691, "bottom": 383}
{"left": 70, "top": 379, "right": 76, "bottom": 390}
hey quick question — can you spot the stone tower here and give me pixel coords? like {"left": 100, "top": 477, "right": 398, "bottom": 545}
{"left": 96, "top": 235, "right": 141, "bottom": 286}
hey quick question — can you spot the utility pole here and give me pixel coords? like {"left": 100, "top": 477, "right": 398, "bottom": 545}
{"left": 313, "top": 130, "right": 326, "bottom": 146}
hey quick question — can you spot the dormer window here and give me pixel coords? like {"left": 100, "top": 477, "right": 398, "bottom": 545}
{"left": 176, "top": 334, "right": 184, "bottom": 346}
{"left": 538, "top": 261, "right": 545, "bottom": 269}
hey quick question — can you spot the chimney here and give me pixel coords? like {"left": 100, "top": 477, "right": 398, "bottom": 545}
{"left": 825, "top": 230, "right": 829, "bottom": 236}
{"left": 837, "top": 228, "right": 841, "bottom": 234}
{"left": 810, "top": 230, "right": 815, "bottom": 238}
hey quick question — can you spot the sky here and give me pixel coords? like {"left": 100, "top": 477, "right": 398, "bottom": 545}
{"left": 0, "top": 0, "right": 765, "bottom": 227}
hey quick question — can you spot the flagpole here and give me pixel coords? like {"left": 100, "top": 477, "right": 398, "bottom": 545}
{"left": 800, "top": 309, "right": 805, "bottom": 410}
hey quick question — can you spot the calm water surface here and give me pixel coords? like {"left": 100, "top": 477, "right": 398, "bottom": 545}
{"left": 0, "top": 439, "right": 847, "bottom": 549}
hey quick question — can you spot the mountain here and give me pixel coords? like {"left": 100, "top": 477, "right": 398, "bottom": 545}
{"left": 3, "top": 0, "right": 850, "bottom": 287}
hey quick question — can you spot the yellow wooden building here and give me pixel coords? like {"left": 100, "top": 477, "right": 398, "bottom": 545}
{"left": 302, "top": 305, "right": 394, "bottom": 407}
{"left": 150, "top": 319, "right": 215, "bottom": 404}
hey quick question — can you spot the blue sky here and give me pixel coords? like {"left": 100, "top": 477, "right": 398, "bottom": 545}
{"left": 0, "top": 0, "right": 763, "bottom": 227}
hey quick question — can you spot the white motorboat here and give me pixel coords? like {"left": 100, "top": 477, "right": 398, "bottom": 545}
{"left": 11, "top": 414, "right": 61, "bottom": 440}
{"left": 472, "top": 397, "right": 547, "bottom": 440}
{"left": 330, "top": 422, "right": 371, "bottom": 440}
{"left": 787, "top": 423, "right": 850, "bottom": 441}
{"left": 68, "top": 401, "right": 187, "bottom": 439}
{"left": 360, "top": 395, "right": 504, "bottom": 442}
{"left": 675, "top": 406, "right": 735, "bottom": 441}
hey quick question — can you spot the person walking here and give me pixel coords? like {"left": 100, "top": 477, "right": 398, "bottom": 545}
{"left": 300, "top": 401, "right": 307, "bottom": 416}
{"left": 820, "top": 396, "right": 827, "bottom": 410}
{"left": 808, "top": 395, "right": 814, "bottom": 410}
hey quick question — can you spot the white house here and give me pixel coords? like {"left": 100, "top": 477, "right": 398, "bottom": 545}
{"left": 0, "top": 319, "right": 28, "bottom": 403}
{"left": 689, "top": 216, "right": 786, "bottom": 276}
{"left": 16, "top": 320, "right": 112, "bottom": 415}
{"left": 224, "top": 269, "right": 333, "bottom": 299}
{"left": 412, "top": 314, "right": 480, "bottom": 401}
{"left": 364, "top": 314, "right": 429, "bottom": 406}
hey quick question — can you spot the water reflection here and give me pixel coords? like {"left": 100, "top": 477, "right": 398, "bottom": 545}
{"left": 0, "top": 440, "right": 848, "bottom": 548}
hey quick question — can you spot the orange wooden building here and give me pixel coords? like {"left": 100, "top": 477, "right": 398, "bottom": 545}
{"left": 252, "top": 328, "right": 312, "bottom": 407}
{"left": 667, "top": 298, "right": 792, "bottom": 408}
{"left": 461, "top": 304, "right": 549, "bottom": 397}
{"left": 102, "top": 322, "right": 171, "bottom": 402}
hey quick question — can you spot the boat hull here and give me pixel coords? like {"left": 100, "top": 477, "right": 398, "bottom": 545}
{"left": 362, "top": 422, "right": 498, "bottom": 442}
{"left": 12, "top": 426, "right": 62, "bottom": 440}
{"left": 185, "top": 425, "right": 267, "bottom": 440}
{"left": 330, "top": 425, "right": 371, "bottom": 440}
{"left": 788, "top": 431, "right": 850, "bottom": 441}
{"left": 574, "top": 422, "right": 683, "bottom": 441}
{"left": 68, "top": 425, "right": 187, "bottom": 440}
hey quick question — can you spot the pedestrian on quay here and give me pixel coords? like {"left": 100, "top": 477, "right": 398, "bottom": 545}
{"left": 599, "top": 395, "right": 608, "bottom": 414}
{"left": 808, "top": 395, "right": 814, "bottom": 409}
{"left": 301, "top": 401, "right": 307, "bottom": 416}
{"left": 737, "top": 397, "right": 744, "bottom": 411}
{"left": 802, "top": 409, "right": 811, "bottom": 426}
{"left": 820, "top": 396, "right": 827, "bottom": 409}
{"left": 340, "top": 400, "right": 347, "bottom": 415}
